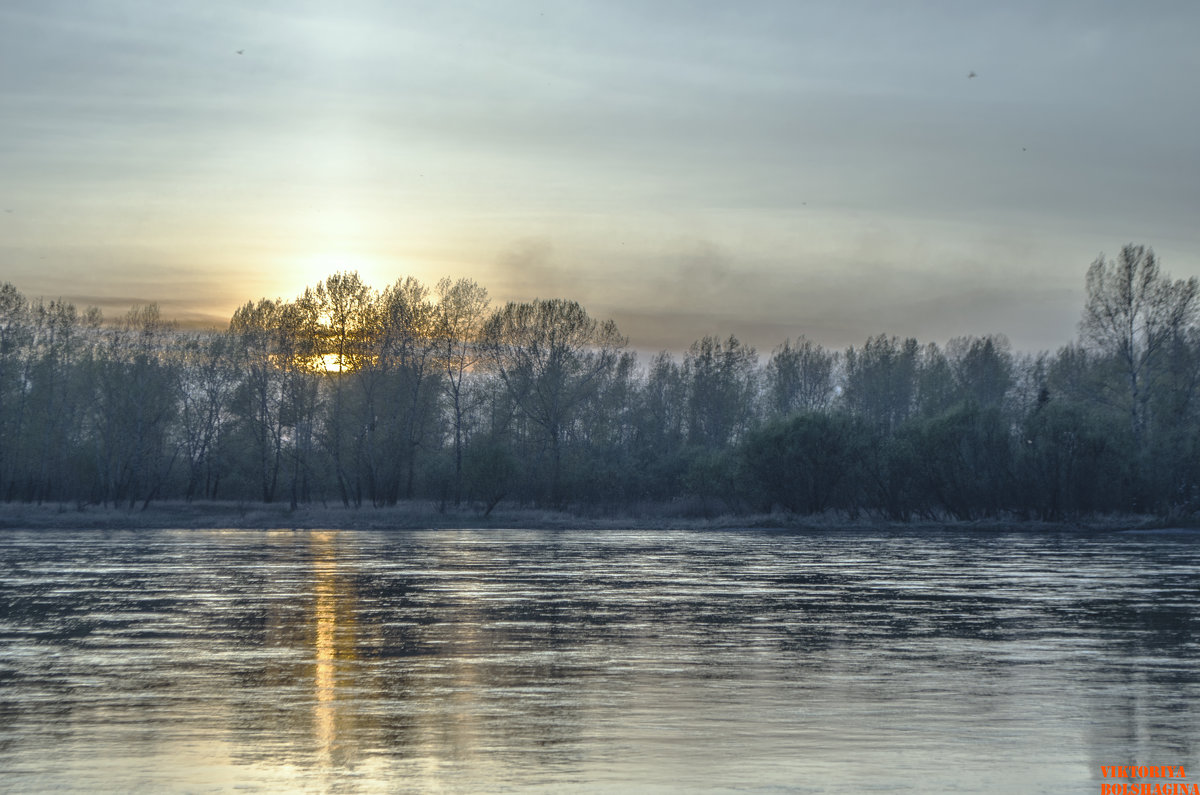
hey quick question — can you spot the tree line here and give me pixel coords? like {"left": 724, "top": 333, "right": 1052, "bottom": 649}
{"left": 1, "top": 243, "right": 1198, "bottom": 521}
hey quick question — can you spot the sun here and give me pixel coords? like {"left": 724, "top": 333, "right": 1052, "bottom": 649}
{"left": 315, "top": 352, "right": 348, "bottom": 373}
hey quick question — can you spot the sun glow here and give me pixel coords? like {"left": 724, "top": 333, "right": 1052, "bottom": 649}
{"left": 298, "top": 251, "right": 391, "bottom": 294}
{"left": 313, "top": 352, "right": 348, "bottom": 373}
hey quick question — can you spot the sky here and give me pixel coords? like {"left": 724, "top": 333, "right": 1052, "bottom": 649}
{"left": 2, "top": 0, "right": 1199, "bottom": 354}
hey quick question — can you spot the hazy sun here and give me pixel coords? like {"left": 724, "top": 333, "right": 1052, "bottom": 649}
{"left": 315, "top": 352, "right": 347, "bottom": 373}
{"left": 298, "top": 252, "right": 390, "bottom": 293}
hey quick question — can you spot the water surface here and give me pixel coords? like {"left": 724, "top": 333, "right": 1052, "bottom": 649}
{"left": 1, "top": 527, "right": 1198, "bottom": 792}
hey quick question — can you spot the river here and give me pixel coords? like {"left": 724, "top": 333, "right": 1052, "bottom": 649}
{"left": 1, "top": 527, "right": 1198, "bottom": 792}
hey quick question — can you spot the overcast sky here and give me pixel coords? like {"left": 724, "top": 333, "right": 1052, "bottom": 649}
{"left": 2, "top": 0, "right": 1199, "bottom": 352}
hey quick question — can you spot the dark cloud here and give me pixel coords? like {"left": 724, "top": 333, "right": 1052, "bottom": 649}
{"left": 606, "top": 281, "right": 1079, "bottom": 354}
{"left": 491, "top": 237, "right": 563, "bottom": 299}
{"left": 487, "top": 232, "right": 1089, "bottom": 353}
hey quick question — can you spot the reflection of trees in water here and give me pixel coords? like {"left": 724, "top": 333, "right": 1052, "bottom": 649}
{"left": 728, "top": 535, "right": 1200, "bottom": 766}
{"left": 355, "top": 539, "right": 594, "bottom": 762}
{"left": 1077, "top": 548, "right": 1200, "bottom": 770}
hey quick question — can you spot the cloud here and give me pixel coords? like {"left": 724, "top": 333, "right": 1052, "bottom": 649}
{"left": 609, "top": 283, "right": 1081, "bottom": 356}
{"left": 479, "top": 223, "right": 1092, "bottom": 354}
{"left": 491, "top": 237, "right": 562, "bottom": 299}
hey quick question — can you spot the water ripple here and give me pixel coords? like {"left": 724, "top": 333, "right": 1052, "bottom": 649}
{"left": 1, "top": 527, "right": 1198, "bottom": 792}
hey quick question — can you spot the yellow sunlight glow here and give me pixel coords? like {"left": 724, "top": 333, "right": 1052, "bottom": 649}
{"left": 301, "top": 252, "right": 389, "bottom": 293}
{"left": 315, "top": 352, "right": 348, "bottom": 373}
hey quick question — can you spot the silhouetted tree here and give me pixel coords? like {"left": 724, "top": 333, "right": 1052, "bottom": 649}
{"left": 176, "top": 332, "right": 237, "bottom": 500}
{"left": 377, "top": 276, "right": 441, "bottom": 502}
{"left": 90, "top": 306, "right": 180, "bottom": 507}
{"left": 628, "top": 352, "right": 689, "bottom": 500}
{"left": 1018, "top": 400, "right": 1130, "bottom": 519}
{"left": 0, "top": 283, "right": 30, "bottom": 498}
{"left": 906, "top": 403, "right": 1013, "bottom": 519}
{"left": 764, "top": 336, "right": 837, "bottom": 416}
{"left": 842, "top": 335, "right": 920, "bottom": 435}
{"left": 311, "top": 272, "right": 376, "bottom": 505}
{"left": 948, "top": 334, "right": 1013, "bottom": 409}
{"left": 915, "top": 342, "right": 956, "bottom": 418}
{"left": 483, "top": 298, "right": 625, "bottom": 506}
{"left": 228, "top": 299, "right": 287, "bottom": 502}
{"left": 684, "top": 334, "right": 759, "bottom": 449}
{"left": 276, "top": 297, "right": 323, "bottom": 508}
{"left": 434, "top": 277, "right": 490, "bottom": 505}
{"left": 742, "top": 411, "right": 864, "bottom": 514}
{"left": 2, "top": 242, "right": 1198, "bottom": 521}
{"left": 1080, "top": 244, "right": 1198, "bottom": 450}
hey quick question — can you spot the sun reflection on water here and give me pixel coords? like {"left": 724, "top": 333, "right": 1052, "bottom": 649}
{"left": 309, "top": 530, "right": 357, "bottom": 778}
{"left": 313, "top": 533, "right": 337, "bottom": 770}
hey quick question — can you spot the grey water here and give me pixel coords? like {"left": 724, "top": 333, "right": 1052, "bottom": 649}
{"left": 1, "top": 527, "right": 1198, "bottom": 793}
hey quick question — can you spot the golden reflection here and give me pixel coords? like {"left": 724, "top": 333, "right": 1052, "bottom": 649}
{"left": 309, "top": 530, "right": 358, "bottom": 772}
{"left": 313, "top": 532, "right": 337, "bottom": 765}
{"left": 257, "top": 531, "right": 515, "bottom": 787}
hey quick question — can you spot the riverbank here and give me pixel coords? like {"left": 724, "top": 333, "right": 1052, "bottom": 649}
{"left": 0, "top": 499, "right": 1174, "bottom": 533}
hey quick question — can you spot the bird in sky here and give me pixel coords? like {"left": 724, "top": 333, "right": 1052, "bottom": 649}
{"left": 968, "top": 70, "right": 977, "bottom": 78}
{"left": 236, "top": 49, "right": 244, "bottom": 55}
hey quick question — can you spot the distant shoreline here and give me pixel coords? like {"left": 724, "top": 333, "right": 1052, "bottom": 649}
{"left": 0, "top": 500, "right": 1175, "bottom": 534}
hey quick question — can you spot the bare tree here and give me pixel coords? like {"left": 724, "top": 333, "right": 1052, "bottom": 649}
{"left": 765, "top": 336, "right": 837, "bottom": 417}
{"left": 1080, "top": 244, "right": 1199, "bottom": 448}
{"left": 229, "top": 299, "right": 287, "bottom": 503}
{"left": 947, "top": 334, "right": 1013, "bottom": 409}
{"left": 684, "top": 335, "right": 759, "bottom": 449}
{"left": 0, "top": 285, "right": 32, "bottom": 498}
{"left": 310, "top": 272, "right": 376, "bottom": 505}
{"left": 92, "top": 305, "right": 180, "bottom": 508}
{"left": 842, "top": 334, "right": 920, "bottom": 435}
{"left": 176, "top": 331, "right": 237, "bottom": 500}
{"left": 276, "top": 297, "right": 323, "bottom": 508}
{"left": 483, "top": 299, "right": 626, "bottom": 506}
{"left": 3, "top": 294, "right": 95, "bottom": 502}
{"left": 379, "top": 276, "right": 441, "bottom": 502}
{"left": 434, "top": 277, "right": 490, "bottom": 505}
